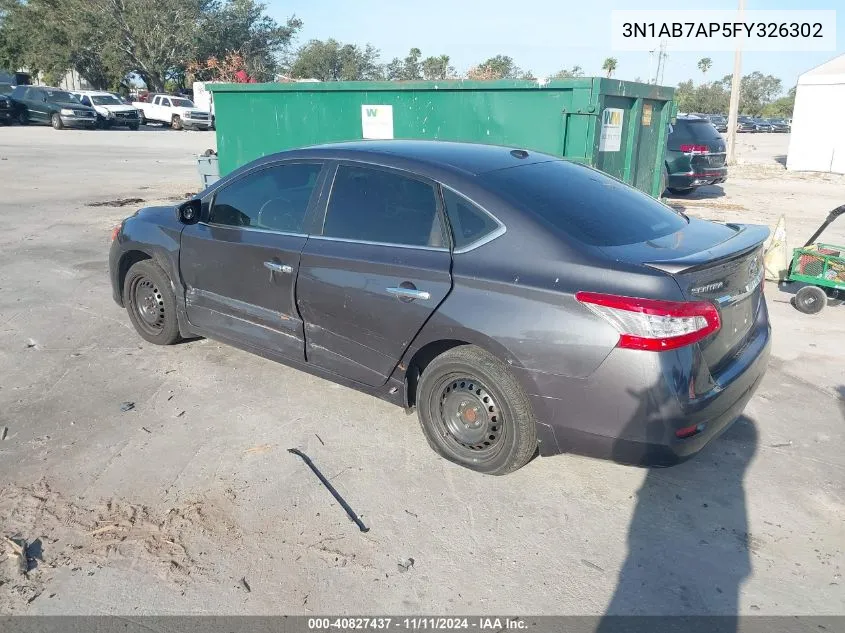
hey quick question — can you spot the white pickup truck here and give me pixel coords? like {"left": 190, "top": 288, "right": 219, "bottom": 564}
{"left": 132, "top": 94, "right": 212, "bottom": 130}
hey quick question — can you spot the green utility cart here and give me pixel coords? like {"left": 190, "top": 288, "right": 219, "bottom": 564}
{"left": 787, "top": 204, "right": 845, "bottom": 314}
{"left": 208, "top": 78, "right": 675, "bottom": 197}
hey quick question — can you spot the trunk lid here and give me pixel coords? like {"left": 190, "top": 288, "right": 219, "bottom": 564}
{"left": 600, "top": 218, "right": 768, "bottom": 371}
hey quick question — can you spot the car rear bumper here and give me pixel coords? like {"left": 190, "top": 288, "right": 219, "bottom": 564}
{"left": 669, "top": 166, "right": 728, "bottom": 189}
{"left": 516, "top": 298, "right": 771, "bottom": 466}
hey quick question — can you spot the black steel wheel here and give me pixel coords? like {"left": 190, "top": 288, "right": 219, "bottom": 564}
{"left": 123, "top": 260, "right": 181, "bottom": 344}
{"left": 417, "top": 345, "right": 537, "bottom": 475}
{"left": 794, "top": 285, "right": 827, "bottom": 315}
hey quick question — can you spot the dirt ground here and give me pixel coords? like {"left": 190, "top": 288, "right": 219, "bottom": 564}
{"left": 0, "top": 127, "right": 842, "bottom": 616}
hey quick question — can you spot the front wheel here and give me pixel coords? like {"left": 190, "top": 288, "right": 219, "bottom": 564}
{"left": 129, "top": 123, "right": 140, "bottom": 131}
{"left": 17, "top": 110, "right": 28, "bottom": 125}
{"left": 51, "top": 113, "right": 64, "bottom": 130}
{"left": 416, "top": 345, "right": 537, "bottom": 475}
{"left": 123, "top": 260, "right": 182, "bottom": 345}
{"left": 138, "top": 111, "right": 146, "bottom": 125}
{"left": 794, "top": 285, "right": 827, "bottom": 315}
{"left": 171, "top": 114, "right": 182, "bottom": 130}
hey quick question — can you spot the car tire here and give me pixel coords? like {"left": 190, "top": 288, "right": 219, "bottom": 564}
{"left": 51, "top": 113, "right": 64, "bottom": 130}
{"left": 794, "top": 285, "right": 827, "bottom": 315}
{"left": 123, "top": 260, "right": 182, "bottom": 345}
{"left": 660, "top": 164, "right": 669, "bottom": 197}
{"left": 416, "top": 345, "right": 537, "bottom": 475}
{"left": 17, "top": 110, "right": 27, "bottom": 125}
{"left": 129, "top": 123, "right": 140, "bottom": 131}
{"left": 667, "top": 187, "right": 694, "bottom": 196}
{"left": 171, "top": 114, "right": 183, "bottom": 130}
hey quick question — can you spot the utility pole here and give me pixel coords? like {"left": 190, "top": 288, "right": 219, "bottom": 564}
{"left": 726, "top": 0, "right": 745, "bottom": 165}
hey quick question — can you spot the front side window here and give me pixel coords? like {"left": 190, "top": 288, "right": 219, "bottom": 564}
{"left": 441, "top": 188, "right": 500, "bottom": 250}
{"left": 44, "top": 90, "right": 77, "bottom": 103}
{"left": 323, "top": 165, "right": 444, "bottom": 248}
{"left": 160, "top": 98, "right": 171, "bottom": 107}
{"left": 92, "top": 95, "right": 122, "bottom": 106}
{"left": 209, "top": 163, "right": 322, "bottom": 232}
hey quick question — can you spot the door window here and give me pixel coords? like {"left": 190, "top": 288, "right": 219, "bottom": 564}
{"left": 80, "top": 96, "right": 92, "bottom": 107}
{"left": 209, "top": 163, "right": 322, "bottom": 233}
{"left": 323, "top": 165, "right": 445, "bottom": 248}
{"left": 161, "top": 98, "right": 171, "bottom": 107}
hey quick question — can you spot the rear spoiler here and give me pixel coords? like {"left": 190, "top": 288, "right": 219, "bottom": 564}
{"left": 644, "top": 224, "right": 770, "bottom": 274}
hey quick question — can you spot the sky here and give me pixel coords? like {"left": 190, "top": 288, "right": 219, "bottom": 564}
{"left": 266, "top": 0, "right": 843, "bottom": 92}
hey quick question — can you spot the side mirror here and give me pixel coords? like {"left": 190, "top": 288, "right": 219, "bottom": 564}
{"left": 177, "top": 199, "right": 201, "bottom": 224}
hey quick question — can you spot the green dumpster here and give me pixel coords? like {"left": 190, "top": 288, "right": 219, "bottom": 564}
{"left": 209, "top": 78, "right": 675, "bottom": 197}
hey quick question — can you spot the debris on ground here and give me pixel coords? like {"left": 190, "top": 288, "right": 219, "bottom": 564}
{"left": 240, "top": 577, "right": 251, "bottom": 593}
{"left": 398, "top": 557, "right": 415, "bottom": 573}
{"left": 87, "top": 198, "right": 145, "bottom": 208}
{"left": 404, "top": 509, "right": 418, "bottom": 518}
{"left": 315, "top": 433, "right": 325, "bottom": 446}
{"left": 25, "top": 339, "right": 38, "bottom": 349}
{"left": 4, "top": 536, "right": 28, "bottom": 575}
{"left": 770, "top": 441, "right": 793, "bottom": 448}
{"left": 120, "top": 402, "right": 135, "bottom": 412}
{"left": 243, "top": 444, "right": 272, "bottom": 454}
{"left": 288, "top": 448, "right": 369, "bottom": 533}
{"left": 140, "top": 427, "right": 151, "bottom": 434}
{"left": 1, "top": 427, "right": 7, "bottom": 441}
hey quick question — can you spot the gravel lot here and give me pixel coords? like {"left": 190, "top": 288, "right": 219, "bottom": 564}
{"left": 0, "top": 127, "right": 842, "bottom": 616}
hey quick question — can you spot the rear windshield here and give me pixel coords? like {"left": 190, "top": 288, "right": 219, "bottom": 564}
{"left": 482, "top": 160, "right": 687, "bottom": 247}
{"left": 671, "top": 119, "right": 723, "bottom": 144}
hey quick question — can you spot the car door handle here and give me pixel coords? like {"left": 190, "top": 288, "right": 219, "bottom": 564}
{"left": 386, "top": 287, "right": 431, "bottom": 301}
{"left": 263, "top": 261, "right": 293, "bottom": 274}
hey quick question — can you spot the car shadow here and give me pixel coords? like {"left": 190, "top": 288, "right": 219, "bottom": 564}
{"left": 836, "top": 386, "right": 845, "bottom": 421}
{"left": 597, "top": 371, "right": 758, "bottom": 630}
{"left": 665, "top": 185, "right": 726, "bottom": 200}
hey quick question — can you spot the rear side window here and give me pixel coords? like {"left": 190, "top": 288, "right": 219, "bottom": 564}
{"left": 441, "top": 188, "right": 500, "bottom": 250}
{"left": 209, "top": 163, "right": 322, "bottom": 232}
{"left": 483, "top": 160, "right": 687, "bottom": 247}
{"left": 323, "top": 165, "right": 445, "bottom": 248}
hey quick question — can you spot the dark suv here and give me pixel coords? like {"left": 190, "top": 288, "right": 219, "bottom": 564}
{"left": 11, "top": 85, "right": 97, "bottom": 129}
{"left": 664, "top": 116, "right": 727, "bottom": 196}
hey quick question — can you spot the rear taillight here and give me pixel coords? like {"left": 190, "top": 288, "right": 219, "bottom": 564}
{"left": 680, "top": 144, "right": 709, "bottom": 154}
{"left": 575, "top": 292, "right": 721, "bottom": 352}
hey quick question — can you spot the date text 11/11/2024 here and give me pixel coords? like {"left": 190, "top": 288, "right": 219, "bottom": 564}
{"left": 307, "top": 617, "right": 527, "bottom": 631}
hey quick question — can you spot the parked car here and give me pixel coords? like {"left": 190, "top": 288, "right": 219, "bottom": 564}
{"left": 10, "top": 85, "right": 97, "bottom": 129}
{"left": 751, "top": 118, "right": 773, "bottom": 133}
{"left": 765, "top": 118, "right": 790, "bottom": 133}
{"left": 0, "top": 84, "right": 14, "bottom": 125}
{"left": 109, "top": 141, "right": 770, "bottom": 475}
{"left": 706, "top": 115, "right": 728, "bottom": 133}
{"left": 132, "top": 93, "right": 211, "bottom": 130}
{"left": 664, "top": 116, "right": 727, "bottom": 195}
{"left": 72, "top": 90, "right": 141, "bottom": 129}
{"left": 737, "top": 117, "right": 758, "bottom": 133}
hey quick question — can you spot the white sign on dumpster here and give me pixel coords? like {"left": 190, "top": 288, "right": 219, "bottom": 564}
{"left": 361, "top": 105, "right": 394, "bottom": 139}
{"left": 599, "top": 108, "right": 624, "bottom": 152}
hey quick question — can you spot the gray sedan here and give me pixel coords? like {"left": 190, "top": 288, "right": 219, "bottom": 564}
{"left": 109, "top": 141, "right": 771, "bottom": 474}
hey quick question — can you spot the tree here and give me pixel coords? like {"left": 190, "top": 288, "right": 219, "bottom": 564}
{"left": 289, "top": 39, "right": 381, "bottom": 81}
{"left": 193, "top": 0, "right": 302, "bottom": 83}
{"left": 384, "top": 47, "right": 426, "bottom": 80}
{"left": 421, "top": 54, "right": 454, "bottom": 80}
{"left": 697, "top": 57, "right": 712, "bottom": 77}
{"left": 720, "top": 71, "right": 782, "bottom": 114}
{"left": 761, "top": 86, "right": 796, "bottom": 118}
{"left": 602, "top": 57, "right": 617, "bottom": 78}
{"left": 551, "top": 65, "right": 584, "bottom": 79}
{"left": 467, "top": 55, "right": 532, "bottom": 80}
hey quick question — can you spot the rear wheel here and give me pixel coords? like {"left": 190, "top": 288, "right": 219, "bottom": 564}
{"left": 171, "top": 114, "right": 183, "bottom": 130}
{"left": 123, "top": 260, "right": 182, "bottom": 345}
{"left": 51, "top": 113, "right": 64, "bottom": 130}
{"left": 416, "top": 345, "right": 537, "bottom": 475}
{"left": 129, "top": 123, "right": 140, "bottom": 131}
{"left": 794, "top": 285, "right": 827, "bottom": 315}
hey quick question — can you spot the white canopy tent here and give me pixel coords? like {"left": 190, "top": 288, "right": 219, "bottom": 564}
{"left": 787, "top": 53, "right": 845, "bottom": 174}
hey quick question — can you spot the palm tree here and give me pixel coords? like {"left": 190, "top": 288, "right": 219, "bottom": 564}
{"left": 602, "top": 57, "right": 618, "bottom": 78}
{"left": 697, "top": 57, "right": 712, "bottom": 78}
